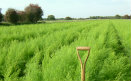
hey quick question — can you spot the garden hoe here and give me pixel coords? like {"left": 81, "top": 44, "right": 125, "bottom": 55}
{"left": 76, "top": 47, "right": 90, "bottom": 81}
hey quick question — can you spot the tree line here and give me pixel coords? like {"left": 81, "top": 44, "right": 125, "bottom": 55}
{"left": 0, "top": 4, "right": 74, "bottom": 24}
{"left": 89, "top": 14, "right": 131, "bottom": 19}
{"left": 46, "top": 14, "right": 131, "bottom": 20}
{"left": 0, "top": 4, "right": 43, "bottom": 24}
{"left": 46, "top": 15, "right": 73, "bottom": 20}
{"left": 0, "top": 4, "right": 131, "bottom": 24}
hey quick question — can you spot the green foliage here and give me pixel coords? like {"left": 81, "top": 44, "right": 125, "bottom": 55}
{"left": 5, "top": 8, "right": 18, "bottom": 24}
{"left": 47, "top": 15, "right": 55, "bottom": 20}
{"left": 65, "top": 16, "right": 72, "bottom": 20}
{"left": 0, "top": 20, "right": 130, "bottom": 81}
{"left": 0, "top": 12, "right": 2, "bottom": 22}
{"left": 3, "top": 4, "right": 43, "bottom": 24}
{"left": 115, "top": 14, "right": 121, "bottom": 19}
{"left": 17, "top": 11, "right": 27, "bottom": 23}
{"left": 24, "top": 4, "right": 43, "bottom": 23}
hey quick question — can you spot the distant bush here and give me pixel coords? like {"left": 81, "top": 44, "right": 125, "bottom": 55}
{"left": 17, "top": 11, "right": 27, "bottom": 23}
{"left": 65, "top": 16, "right": 72, "bottom": 20}
{"left": 123, "top": 14, "right": 130, "bottom": 19}
{"left": 5, "top": 8, "right": 18, "bottom": 24}
{"left": 47, "top": 15, "right": 55, "bottom": 20}
{"left": 25, "top": 4, "right": 43, "bottom": 23}
{"left": 115, "top": 14, "right": 121, "bottom": 19}
{"left": 0, "top": 12, "right": 2, "bottom": 22}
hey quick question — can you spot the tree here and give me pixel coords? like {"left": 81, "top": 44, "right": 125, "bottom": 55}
{"left": 90, "top": 16, "right": 97, "bottom": 19}
{"left": 123, "top": 14, "right": 130, "bottom": 19}
{"left": 5, "top": 8, "right": 18, "bottom": 24}
{"left": 47, "top": 15, "right": 55, "bottom": 20}
{"left": 0, "top": 12, "right": 2, "bottom": 22}
{"left": 115, "top": 14, "right": 121, "bottom": 19}
{"left": 65, "top": 16, "right": 72, "bottom": 20}
{"left": 0, "top": 8, "right": 2, "bottom": 22}
{"left": 17, "top": 11, "right": 26, "bottom": 23}
{"left": 25, "top": 4, "right": 43, "bottom": 23}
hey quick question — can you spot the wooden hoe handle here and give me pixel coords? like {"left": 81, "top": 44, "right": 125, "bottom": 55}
{"left": 76, "top": 47, "right": 90, "bottom": 81}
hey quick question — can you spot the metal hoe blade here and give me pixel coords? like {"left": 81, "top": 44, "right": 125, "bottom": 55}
{"left": 76, "top": 47, "right": 90, "bottom": 81}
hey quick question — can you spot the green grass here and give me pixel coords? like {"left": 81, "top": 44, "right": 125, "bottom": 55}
{"left": 0, "top": 20, "right": 130, "bottom": 81}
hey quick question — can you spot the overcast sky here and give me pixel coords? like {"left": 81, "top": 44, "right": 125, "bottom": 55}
{"left": 0, "top": 0, "right": 131, "bottom": 18}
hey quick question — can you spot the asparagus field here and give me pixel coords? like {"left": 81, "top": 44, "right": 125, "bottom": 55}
{"left": 0, "top": 20, "right": 131, "bottom": 81}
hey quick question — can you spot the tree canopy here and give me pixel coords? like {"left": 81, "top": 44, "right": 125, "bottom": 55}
{"left": 25, "top": 4, "right": 43, "bottom": 23}
{"left": 5, "top": 8, "right": 18, "bottom": 24}
{"left": 47, "top": 15, "right": 55, "bottom": 20}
